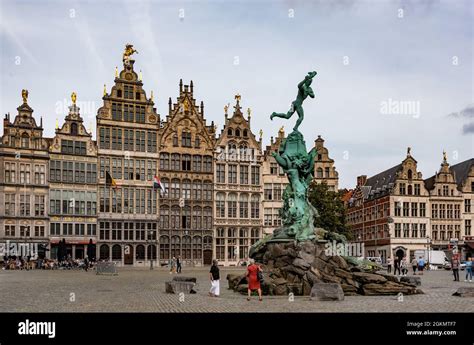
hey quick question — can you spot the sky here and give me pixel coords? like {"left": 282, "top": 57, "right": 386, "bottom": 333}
{"left": 0, "top": 0, "right": 472, "bottom": 189}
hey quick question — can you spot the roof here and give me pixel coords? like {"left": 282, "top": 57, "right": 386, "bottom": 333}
{"left": 425, "top": 158, "right": 474, "bottom": 190}
{"left": 364, "top": 163, "right": 402, "bottom": 198}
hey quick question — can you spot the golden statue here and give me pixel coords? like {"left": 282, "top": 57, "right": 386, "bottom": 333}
{"left": 235, "top": 93, "right": 241, "bottom": 102}
{"left": 21, "top": 89, "right": 28, "bottom": 103}
{"left": 115, "top": 66, "right": 118, "bottom": 78}
{"left": 151, "top": 90, "right": 154, "bottom": 101}
{"left": 139, "top": 70, "right": 143, "bottom": 81}
{"left": 123, "top": 44, "right": 138, "bottom": 62}
{"left": 224, "top": 103, "right": 230, "bottom": 115}
{"left": 183, "top": 98, "right": 190, "bottom": 111}
{"left": 103, "top": 84, "right": 107, "bottom": 96}
{"left": 71, "top": 92, "right": 77, "bottom": 104}
{"left": 279, "top": 125, "right": 284, "bottom": 133}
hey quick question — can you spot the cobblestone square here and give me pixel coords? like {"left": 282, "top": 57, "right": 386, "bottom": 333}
{"left": 1, "top": 267, "right": 473, "bottom": 313}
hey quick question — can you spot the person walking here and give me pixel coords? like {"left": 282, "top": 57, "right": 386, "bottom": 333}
{"left": 386, "top": 257, "right": 392, "bottom": 274}
{"left": 400, "top": 256, "right": 408, "bottom": 276}
{"left": 411, "top": 257, "right": 418, "bottom": 275}
{"left": 451, "top": 255, "right": 460, "bottom": 282}
{"left": 209, "top": 260, "right": 220, "bottom": 297}
{"left": 465, "top": 257, "right": 473, "bottom": 282}
{"left": 418, "top": 256, "right": 425, "bottom": 275}
{"left": 393, "top": 257, "right": 401, "bottom": 275}
{"left": 84, "top": 256, "right": 89, "bottom": 272}
{"left": 169, "top": 257, "right": 177, "bottom": 274}
{"left": 176, "top": 256, "right": 182, "bottom": 274}
{"left": 246, "top": 259, "right": 263, "bottom": 301}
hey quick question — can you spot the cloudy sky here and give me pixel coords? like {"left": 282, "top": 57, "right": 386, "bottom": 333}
{"left": 0, "top": 0, "right": 472, "bottom": 188}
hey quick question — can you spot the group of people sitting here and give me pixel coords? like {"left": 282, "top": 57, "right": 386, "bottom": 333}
{"left": 2, "top": 255, "right": 96, "bottom": 271}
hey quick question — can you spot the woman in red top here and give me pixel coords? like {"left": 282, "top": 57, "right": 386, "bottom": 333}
{"left": 246, "top": 259, "right": 263, "bottom": 301}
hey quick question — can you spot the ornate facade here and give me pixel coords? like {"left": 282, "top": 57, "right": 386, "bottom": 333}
{"left": 214, "top": 95, "right": 263, "bottom": 265}
{"left": 48, "top": 94, "right": 98, "bottom": 259}
{"left": 96, "top": 53, "right": 160, "bottom": 266}
{"left": 313, "top": 135, "right": 339, "bottom": 191}
{"left": 158, "top": 80, "right": 215, "bottom": 266}
{"left": 0, "top": 91, "right": 50, "bottom": 254}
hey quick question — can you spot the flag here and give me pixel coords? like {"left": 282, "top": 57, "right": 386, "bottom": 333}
{"left": 105, "top": 171, "right": 117, "bottom": 188}
{"left": 153, "top": 176, "right": 166, "bottom": 194}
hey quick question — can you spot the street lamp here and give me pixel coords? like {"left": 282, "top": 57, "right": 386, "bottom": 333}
{"left": 426, "top": 236, "right": 431, "bottom": 268}
{"left": 148, "top": 230, "right": 154, "bottom": 270}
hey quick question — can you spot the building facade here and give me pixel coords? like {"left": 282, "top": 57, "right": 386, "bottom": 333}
{"left": 313, "top": 135, "right": 339, "bottom": 191}
{"left": 0, "top": 91, "right": 50, "bottom": 256}
{"left": 347, "top": 148, "right": 430, "bottom": 261}
{"left": 158, "top": 80, "right": 215, "bottom": 266}
{"left": 96, "top": 54, "right": 160, "bottom": 266}
{"left": 214, "top": 95, "right": 263, "bottom": 265}
{"left": 48, "top": 94, "right": 98, "bottom": 259}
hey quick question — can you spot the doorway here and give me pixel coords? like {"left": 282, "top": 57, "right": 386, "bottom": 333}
{"left": 203, "top": 249, "right": 212, "bottom": 265}
{"left": 124, "top": 245, "right": 134, "bottom": 265}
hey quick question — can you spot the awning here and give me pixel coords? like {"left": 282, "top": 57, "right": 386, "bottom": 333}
{"left": 465, "top": 241, "right": 474, "bottom": 250}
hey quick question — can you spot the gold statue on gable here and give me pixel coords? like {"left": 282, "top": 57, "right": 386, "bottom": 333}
{"left": 123, "top": 44, "right": 138, "bottom": 65}
{"left": 22, "top": 89, "right": 29, "bottom": 103}
{"left": 71, "top": 92, "right": 77, "bottom": 105}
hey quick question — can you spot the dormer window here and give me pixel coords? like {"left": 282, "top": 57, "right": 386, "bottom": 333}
{"left": 117, "top": 89, "right": 122, "bottom": 98}
{"left": 407, "top": 169, "right": 413, "bottom": 179}
{"left": 71, "top": 123, "right": 78, "bottom": 135}
{"left": 228, "top": 128, "right": 233, "bottom": 136}
{"left": 243, "top": 129, "right": 248, "bottom": 137}
{"left": 235, "top": 128, "right": 241, "bottom": 137}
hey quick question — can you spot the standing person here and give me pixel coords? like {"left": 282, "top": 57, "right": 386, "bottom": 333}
{"left": 209, "top": 260, "right": 220, "bottom": 297}
{"left": 418, "top": 256, "right": 425, "bottom": 275}
{"left": 84, "top": 256, "right": 89, "bottom": 272}
{"left": 393, "top": 257, "right": 401, "bottom": 276}
{"left": 451, "top": 255, "right": 460, "bottom": 282}
{"left": 386, "top": 257, "right": 392, "bottom": 274}
{"left": 400, "top": 256, "right": 408, "bottom": 276}
{"left": 176, "top": 256, "right": 182, "bottom": 274}
{"left": 465, "top": 257, "right": 472, "bottom": 282}
{"left": 411, "top": 257, "right": 418, "bottom": 275}
{"left": 246, "top": 259, "right": 262, "bottom": 301}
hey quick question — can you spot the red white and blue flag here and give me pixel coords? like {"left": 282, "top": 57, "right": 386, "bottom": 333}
{"left": 153, "top": 176, "right": 166, "bottom": 194}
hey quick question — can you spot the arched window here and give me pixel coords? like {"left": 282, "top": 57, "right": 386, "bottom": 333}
{"left": 192, "top": 180, "right": 202, "bottom": 200}
{"left": 160, "top": 205, "right": 170, "bottom": 228}
{"left": 182, "top": 131, "right": 192, "bottom": 147}
{"left": 160, "top": 153, "right": 170, "bottom": 170}
{"left": 407, "top": 169, "right": 413, "bottom": 179}
{"left": 159, "top": 236, "right": 169, "bottom": 260}
{"left": 235, "top": 128, "right": 241, "bottom": 137}
{"left": 136, "top": 245, "right": 145, "bottom": 260}
{"left": 239, "top": 194, "right": 249, "bottom": 218}
{"left": 182, "top": 179, "right": 191, "bottom": 199}
{"left": 243, "top": 129, "right": 248, "bottom": 137}
{"left": 171, "top": 179, "right": 180, "bottom": 199}
{"left": 99, "top": 244, "right": 109, "bottom": 260}
{"left": 316, "top": 167, "right": 323, "bottom": 178}
{"left": 171, "top": 236, "right": 181, "bottom": 258}
{"left": 173, "top": 134, "right": 178, "bottom": 147}
{"left": 203, "top": 236, "right": 212, "bottom": 249}
{"left": 147, "top": 245, "right": 157, "bottom": 260}
{"left": 407, "top": 185, "right": 413, "bottom": 195}
{"left": 216, "top": 193, "right": 226, "bottom": 218}
{"left": 193, "top": 236, "right": 202, "bottom": 259}
{"left": 71, "top": 123, "right": 78, "bottom": 135}
{"left": 194, "top": 136, "right": 201, "bottom": 148}
{"left": 171, "top": 154, "right": 180, "bottom": 171}
{"left": 251, "top": 194, "right": 260, "bottom": 219}
{"left": 161, "top": 178, "right": 169, "bottom": 198}
{"left": 228, "top": 193, "right": 237, "bottom": 218}
{"left": 227, "top": 128, "right": 233, "bottom": 136}
{"left": 112, "top": 244, "right": 122, "bottom": 260}
{"left": 171, "top": 206, "right": 180, "bottom": 229}
{"left": 182, "top": 236, "right": 191, "bottom": 259}
{"left": 21, "top": 133, "right": 29, "bottom": 149}
{"left": 192, "top": 206, "right": 202, "bottom": 229}
{"left": 203, "top": 207, "right": 212, "bottom": 229}
{"left": 182, "top": 206, "right": 191, "bottom": 229}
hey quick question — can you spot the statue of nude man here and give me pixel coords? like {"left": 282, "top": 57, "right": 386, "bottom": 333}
{"left": 270, "top": 71, "right": 317, "bottom": 131}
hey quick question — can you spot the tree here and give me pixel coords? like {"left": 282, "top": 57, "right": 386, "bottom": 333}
{"left": 307, "top": 181, "right": 351, "bottom": 240}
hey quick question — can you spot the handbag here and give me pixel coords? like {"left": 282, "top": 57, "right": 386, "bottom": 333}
{"left": 257, "top": 267, "right": 264, "bottom": 283}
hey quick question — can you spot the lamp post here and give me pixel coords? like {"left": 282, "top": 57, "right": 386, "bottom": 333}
{"left": 426, "top": 236, "right": 431, "bottom": 268}
{"left": 148, "top": 230, "right": 154, "bottom": 270}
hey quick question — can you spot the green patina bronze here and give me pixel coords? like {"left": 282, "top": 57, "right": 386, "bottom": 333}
{"left": 252, "top": 72, "right": 323, "bottom": 250}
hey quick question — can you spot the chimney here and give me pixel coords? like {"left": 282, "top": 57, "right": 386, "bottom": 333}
{"left": 179, "top": 79, "right": 183, "bottom": 93}
{"left": 357, "top": 175, "right": 367, "bottom": 186}
{"left": 190, "top": 80, "right": 194, "bottom": 93}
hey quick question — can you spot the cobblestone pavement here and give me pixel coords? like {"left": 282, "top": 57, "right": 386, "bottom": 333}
{"left": 1, "top": 267, "right": 473, "bottom": 312}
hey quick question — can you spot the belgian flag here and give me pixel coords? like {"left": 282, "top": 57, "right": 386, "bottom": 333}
{"left": 105, "top": 171, "right": 117, "bottom": 189}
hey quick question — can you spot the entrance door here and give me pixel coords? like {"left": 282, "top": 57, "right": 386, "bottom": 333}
{"left": 203, "top": 250, "right": 212, "bottom": 265}
{"left": 395, "top": 248, "right": 405, "bottom": 260}
{"left": 124, "top": 245, "right": 134, "bottom": 265}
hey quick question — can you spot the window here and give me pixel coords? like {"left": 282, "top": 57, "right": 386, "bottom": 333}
{"left": 432, "top": 204, "right": 438, "bottom": 218}
{"left": 264, "top": 208, "right": 272, "bottom": 226}
{"left": 251, "top": 166, "right": 260, "bottom": 185}
{"left": 394, "top": 202, "right": 401, "bottom": 217}
{"left": 99, "top": 127, "right": 110, "bottom": 149}
{"left": 203, "top": 156, "right": 212, "bottom": 172}
{"left": 420, "top": 223, "right": 426, "bottom": 238}
{"left": 5, "top": 194, "right": 16, "bottom": 216}
{"left": 203, "top": 207, "right": 212, "bottom": 229}
{"left": 170, "top": 179, "right": 180, "bottom": 199}
{"left": 228, "top": 165, "right": 237, "bottom": 184}
{"left": 240, "top": 165, "right": 248, "bottom": 184}
{"left": 147, "top": 131, "right": 157, "bottom": 153}
{"left": 203, "top": 181, "right": 212, "bottom": 201}
{"left": 192, "top": 207, "right": 202, "bottom": 229}
{"left": 465, "top": 199, "right": 471, "bottom": 213}
{"left": 19, "top": 164, "right": 31, "bottom": 184}
{"left": 273, "top": 209, "right": 281, "bottom": 226}
{"left": 20, "top": 195, "right": 30, "bottom": 216}
{"left": 395, "top": 223, "right": 401, "bottom": 237}
{"left": 466, "top": 220, "right": 472, "bottom": 236}
{"left": 217, "top": 164, "right": 225, "bottom": 183}
{"left": 407, "top": 185, "right": 413, "bottom": 195}
{"left": 86, "top": 163, "right": 97, "bottom": 184}
{"left": 124, "top": 129, "right": 134, "bottom": 151}
{"left": 325, "top": 167, "right": 330, "bottom": 178}
{"left": 112, "top": 128, "right": 122, "bottom": 150}
{"left": 136, "top": 106, "right": 145, "bottom": 123}
{"left": 192, "top": 155, "right": 201, "bottom": 172}
{"left": 182, "top": 131, "right": 192, "bottom": 147}
{"left": 124, "top": 85, "right": 134, "bottom": 99}
{"left": 182, "top": 179, "right": 191, "bottom": 199}
{"left": 75, "top": 162, "right": 86, "bottom": 183}
{"left": 50, "top": 223, "right": 60, "bottom": 236}
{"left": 264, "top": 184, "right": 273, "bottom": 200}
{"left": 160, "top": 153, "right": 170, "bottom": 170}
{"left": 411, "top": 202, "right": 417, "bottom": 217}
{"left": 407, "top": 169, "right": 413, "bottom": 179}
{"left": 173, "top": 134, "right": 178, "bottom": 147}
{"left": 182, "top": 154, "right": 191, "bottom": 171}
{"left": 399, "top": 183, "right": 406, "bottom": 195}
{"left": 112, "top": 102, "right": 122, "bottom": 121}
{"left": 216, "top": 193, "right": 225, "bottom": 218}
{"left": 171, "top": 154, "right": 180, "bottom": 171}
{"left": 194, "top": 136, "right": 200, "bottom": 148}
{"left": 34, "top": 164, "right": 45, "bottom": 185}
{"left": 270, "top": 163, "right": 278, "bottom": 175}
{"left": 274, "top": 184, "right": 282, "bottom": 201}
{"left": 403, "top": 223, "right": 409, "bottom": 237}
{"left": 192, "top": 181, "right": 202, "bottom": 200}
{"left": 160, "top": 206, "right": 170, "bottom": 228}
{"left": 35, "top": 195, "right": 45, "bottom": 216}
{"left": 443, "top": 185, "right": 449, "bottom": 196}
{"left": 403, "top": 202, "right": 409, "bottom": 217}
{"left": 251, "top": 194, "right": 260, "bottom": 219}
{"left": 123, "top": 104, "right": 134, "bottom": 122}
{"left": 228, "top": 193, "right": 237, "bottom": 218}
{"left": 411, "top": 223, "right": 418, "bottom": 238}
{"left": 5, "top": 162, "right": 16, "bottom": 183}
{"left": 420, "top": 203, "right": 426, "bottom": 217}
{"left": 136, "top": 131, "right": 146, "bottom": 152}
{"left": 414, "top": 184, "right": 420, "bottom": 195}
{"left": 239, "top": 194, "right": 249, "bottom": 218}
{"left": 182, "top": 206, "right": 191, "bottom": 229}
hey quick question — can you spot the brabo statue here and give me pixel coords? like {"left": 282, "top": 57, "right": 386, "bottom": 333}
{"left": 255, "top": 71, "right": 322, "bottom": 247}
{"left": 270, "top": 71, "right": 317, "bottom": 132}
